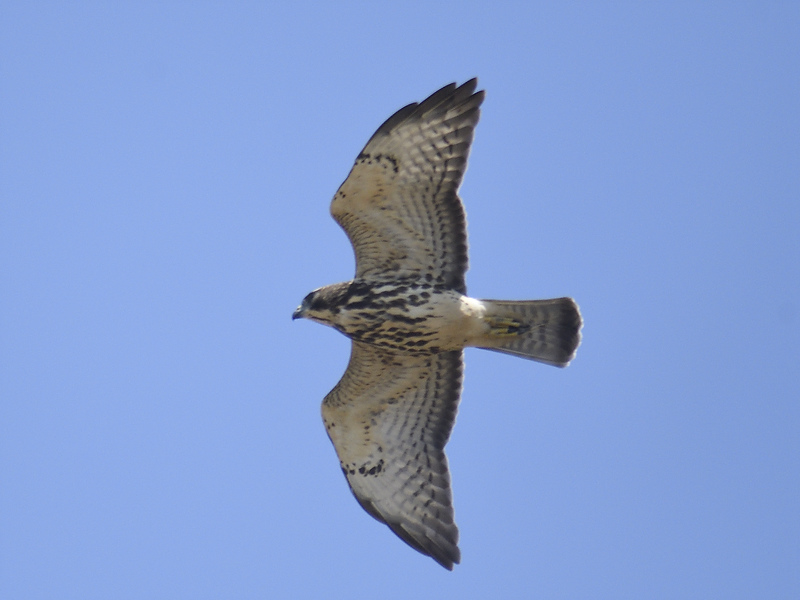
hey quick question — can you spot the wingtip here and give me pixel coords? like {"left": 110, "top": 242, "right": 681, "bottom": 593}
{"left": 430, "top": 544, "right": 461, "bottom": 571}
{"left": 367, "top": 79, "right": 485, "bottom": 144}
{"left": 460, "top": 77, "right": 479, "bottom": 94}
{"left": 392, "top": 519, "right": 461, "bottom": 571}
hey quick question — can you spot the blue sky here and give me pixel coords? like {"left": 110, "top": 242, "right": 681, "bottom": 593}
{"left": 2, "top": 2, "right": 798, "bottom": 598}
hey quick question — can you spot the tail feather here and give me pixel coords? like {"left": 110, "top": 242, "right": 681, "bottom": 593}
{"left": 478, "top": 297, "right": 582, "bottom": 367}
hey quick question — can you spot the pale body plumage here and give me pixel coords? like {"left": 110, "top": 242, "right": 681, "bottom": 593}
{"left": 293, "top": 79, "right": 582, "bottom": 569}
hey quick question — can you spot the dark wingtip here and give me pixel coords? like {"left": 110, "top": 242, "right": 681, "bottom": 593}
{"left": 366, "top": 79, "right": 485, "bottom": 146}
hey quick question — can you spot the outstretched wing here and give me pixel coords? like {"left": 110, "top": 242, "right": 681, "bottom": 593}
{"left": 331, "top": 79, "right": 484, "bottom": 294}
{"left": 321, "top": 341, "right": 464, "bottom": 569}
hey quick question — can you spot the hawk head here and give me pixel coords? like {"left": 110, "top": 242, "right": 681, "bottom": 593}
{"left": 292, "top": 284, "right": 349, "bottom": 326}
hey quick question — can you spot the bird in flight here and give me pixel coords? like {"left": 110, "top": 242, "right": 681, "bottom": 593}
{"left": 293, "top": 79, "right": 582, "bottom": 570}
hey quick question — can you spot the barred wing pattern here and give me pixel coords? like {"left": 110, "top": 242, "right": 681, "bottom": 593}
{"left": 330, "top": 79, "right": 484, "bottom": 294}
{"left": 322, "top": 341, "right": 464, "bottom": 569}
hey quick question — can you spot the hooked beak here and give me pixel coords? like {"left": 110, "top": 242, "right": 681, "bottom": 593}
{"left": 292, "top": 306, "right": 304, "bottom": 320}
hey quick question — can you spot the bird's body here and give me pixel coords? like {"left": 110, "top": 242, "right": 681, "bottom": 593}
{"left": 293, "top": 79, "right": 582, "bottom": 569}
{"left": 299, "top": 277, "right": 579, "bottom": 361}
{"left": 298, "top": 278, "right": 485, "bottom": 353}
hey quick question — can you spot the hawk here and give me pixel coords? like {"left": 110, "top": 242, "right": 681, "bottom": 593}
{"left": 293, "top": 79, "right": 582, "bottom": 570}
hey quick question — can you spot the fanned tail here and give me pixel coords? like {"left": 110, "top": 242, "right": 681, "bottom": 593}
{"left": 478, "top": 297, "right": 582, "bottom": 367}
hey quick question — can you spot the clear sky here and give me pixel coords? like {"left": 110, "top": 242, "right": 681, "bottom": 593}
{"left": 2, "top": 2, "right": 798, "bottom": 598}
